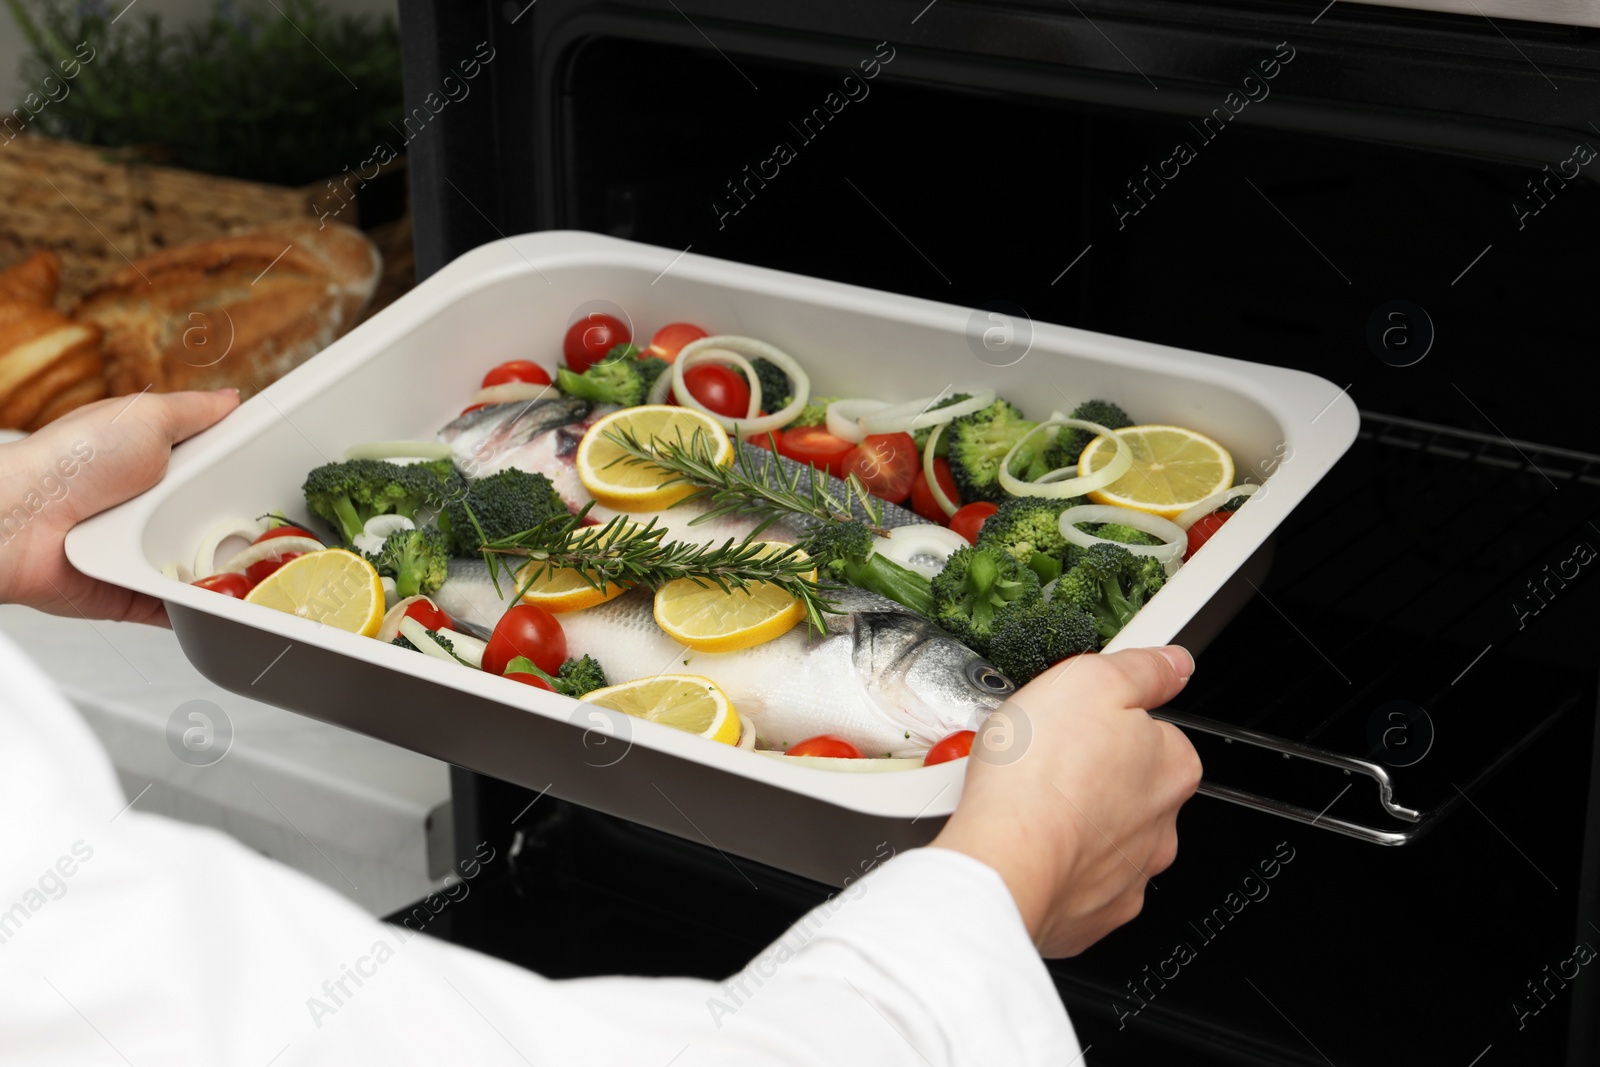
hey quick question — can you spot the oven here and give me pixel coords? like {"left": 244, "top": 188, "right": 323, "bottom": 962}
{"left": 394, "top": 2, "right": 1600, "bottom": 1063}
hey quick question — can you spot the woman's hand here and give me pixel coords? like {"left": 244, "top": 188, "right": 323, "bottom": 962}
{"left": 932, "top": 645, "right": 1202, "bottom": 958}
{"left": 0, "top": 389, "right": 239, "bottom": 625}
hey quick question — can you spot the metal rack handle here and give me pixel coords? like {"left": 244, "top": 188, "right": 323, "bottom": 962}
{"left": 1150, "top": 708, "right": 1423, "bottom": 846}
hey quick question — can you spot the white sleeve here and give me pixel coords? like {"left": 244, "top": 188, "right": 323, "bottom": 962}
{"left": 0, "top": 631, "right": 1079, "bottom": 1066}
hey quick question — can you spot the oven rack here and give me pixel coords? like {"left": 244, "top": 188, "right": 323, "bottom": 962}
{"left": 1158, "top": 410, "right": 1600, "bottom": 845}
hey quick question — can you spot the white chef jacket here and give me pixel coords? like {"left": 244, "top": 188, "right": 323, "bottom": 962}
{"left": 0, "top": 631, "right": 1080, "bottom": 1065}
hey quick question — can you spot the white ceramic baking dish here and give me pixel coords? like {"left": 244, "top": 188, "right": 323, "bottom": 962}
{"left": 66, "top": 231, "right": 1358, "bottom": 885}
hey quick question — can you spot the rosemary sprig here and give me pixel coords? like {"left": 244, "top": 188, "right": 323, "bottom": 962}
{"left": 601, "top": 426, "right": 891, "bottom": 538}
{"left": 470, "top": 504, "right": 834, "bottom": 634}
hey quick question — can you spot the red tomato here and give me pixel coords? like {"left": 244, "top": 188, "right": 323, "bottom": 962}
{"left": 1185, "top": 510, "right": 1234, "bottom": 559}
{"left": 948, "top": 502, "right": 999, "bottom": 544}
{"left": 254, "top": 525, "right": 318, "bottom": 544}
{"left": 460, "top": 402, "right": 489, "bottom": 416}
{"left": 481, "top": 360, "right": 552, "bottom": 389}
{"left": 909, "top": 457, "right": 961, "bottom": 523}
{"left": 841, "top": 433, "right": 918, "bottom": 504}
{"left": 483, "top": 604, "right": 567, "bottom": 677}
{"left": 503, "top": 672, "right": 556, "bottom": 692}
{"left": 245, "top": 552, "right": 300, "bottom": 585}
{"left": 403, "top": 598, "right": 451, "bottom": 632}
{"left": 747, "top": 431, "right": 777, "bottom": 452}
{"left": 786, "top": 734, "right": 864, "bottom": 758}
{"left": 924, "top": 730, "right": 976, "bottom": 766}
{"left": 648, "top": 322, "right": 708, "bottom": 362}
{"left": 563, "top": 313, "right": 631, "bottom": 373}
{"left": 193, "top": 572, "right": 252, "bottom": 598}
{"left": 775, "top": 426, "right": 855, "bottom": 479}
{"left": 682, "top": 364, "right": 751, "bottom": 419}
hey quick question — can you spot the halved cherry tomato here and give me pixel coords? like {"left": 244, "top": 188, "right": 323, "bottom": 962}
{"left": 254, "top": 525, "right": 319, "bottom": 545}
{"left": 648, "top": 322, "right": 708, "bottom": 362}
{"left": 682, "top": 364, "right": 751, "bottom": 419}
{"left": 909, "top": 457, "right": 961, "bottom": 523}
{"left": 563, "top": 313, "right": 631, "bottom": 374}
{"left": 193, "top": 572, "right": 252, "bottom": 598}
{"left": 481, "top": 360, "right": 552, "bottom": 389}
{"left": 775, "top": 426, "right": 855, "bottom": 479}
{"left": 924, "top": 730, "right": 976, "bottom": 766}
{"left": 948, "top": 501, "right": 999, "bottom": 544}
{"left": 460, "top": 402, "right": 489, "bottom": 416}
{"left": 483, "top": 604, "right": 567, "bottom": 677}
{"left": 403, "top": 598, "right": 451, "bottom": 632}
{"left": 245, "top": 552, "right": 300, "bottom": 585}
{"left": 786, "top": 734, "right": 864, "bottom": 758}
{"left": 841, "top": 433, "right": 918, "bottom": 504}
{"left": 503, "top": 672, "right": 556, "bottom": 692}
{"left": 1185, "top": 510, "right": 1234, "bottom": 560}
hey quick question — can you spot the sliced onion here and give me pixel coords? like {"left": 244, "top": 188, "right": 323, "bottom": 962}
{"left": 193, "top": 517, "right": 268, "bottom": 579}
{"left": 353, "top": 514, "right": 414, "bottom": 555}
{"left": 1040, "top": 576, "right": 1060, "bottom": 603}
{"left": 921, "top": 423, "right": 960, "bottom": 518}
{"left": 673, "top": 335, "right": 811, "bottom": 437}
{"left": 161, "top": 560, "right": 194, "bottom": 583}
{"left": 343, "top": 440, "right": 454, "bottom": 462}
{"left": 1059, "top": 504, "right": 1187, "bottom": 576}
{"left": 472, "top": 381, "right": 555, "bottom": 407}
{"left": 435, "top": 627, "right": 486, "bottom": 669}
{"left": 858, "top": 389, "right": 996, "bottom": 435}
{"left": 217, "top": 536, "right": 324, "bottom": 575}
{"left": 737, "top": 718, "right": 757, "bottom": 750}
{"left": 1171, "top": 482, "right": 1260, "bottom": 530}
{"left": 825, "top": 399, "right": 890, "bottom": 444}
{"left": 399, "top": 616, "right": 463, "bottom": 666}
{"left": 998, "top": 419, "right": 1133, "bottom": 499}
{"left": 377, "top": 595, "right": 430, "bottom": 642}
{"left": 381, "top": 577, "right": 399, "bottom": 609}
{"left": 873, "top": 524, "right": 968, "bottom": 580}
{"left": 646, "top": 368, "right": 673, "bottom": 406}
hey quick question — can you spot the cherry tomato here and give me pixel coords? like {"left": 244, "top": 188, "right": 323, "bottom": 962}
{"left": 647, "top": 322, "right": 708, "bottom": 362}
{"left": 460, "top": 402, "right": 489, "bottom": 416}
{"left": 254, "top": 525, "right": 318, "bottom": 544}
{"left": 481, "top": 360, "right": 552, "bottom": 389}
{"left": 924, "top": 730, "right": 976, "bottom": 766}
{"left": 403, "top": 598, "right": 451, "bottom": 632}
{"left": 682, "top": 364, "right": 751, "bottom": 419}
{"left": 909, "top": 457, "right": 961, "bottom": 523}
{"left": 483, "top": 604, "right": 568, "bottom": 677}
{"left": 245, "top": 552, "right": 300, "bottom": 585}
{"left": 503, "top": 672, "right": 556, "bottom": 692}
{"left": 746, "top": 431, "right": 777, "bottom": 452}
{"left": 193, "top": 572, "right": 252, "bottom": 598}
{"left": 948, "top": 501, "right": 999, "bottom": 544}
{"left": 840, "top": 433, "right": 918, "bottom": 504}
{"left": 786, "top": 734, "right": 864, "bottom": 758}
{"left": 563, "top": 313, "right": 631, "bottom": 374}
{"left": 1185, "top": 510, "right": 1234, "bottom": 559}
{"left": 774, "top": 426, "right": 855, "bottom": 479}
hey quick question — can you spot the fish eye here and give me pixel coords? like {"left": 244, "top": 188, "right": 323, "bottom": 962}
{"left": 969, "top": 663, "right": 1015, "bottom": 695}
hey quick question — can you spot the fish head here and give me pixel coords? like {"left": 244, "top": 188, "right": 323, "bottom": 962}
{"left": 847, "top": 608, "right": 1015, "bottom": 748}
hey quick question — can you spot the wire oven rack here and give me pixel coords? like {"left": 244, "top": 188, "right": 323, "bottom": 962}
{"left": 1154, "top": 411, "right": 1600, "bottom": 844}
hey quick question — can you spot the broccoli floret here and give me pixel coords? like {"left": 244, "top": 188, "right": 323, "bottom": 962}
{"left": 636, "top": 355, "right": 670, "bottom": 396}
{"left": 556, "top": 347, "right": 656, "bottom": 407}
{"left": 802, "top": 520, "right": 935, "bottom": 618}
{"left": 744, "top": 357, "right": 792, "bottom": 412}
{"left": 790, "top": 396, "right": 840, "bottom": 428}
{"left": 1053, "top": 542, "right": 1167, "bottom": 642}
{"left": 986, "top": 599, "right": 1101, "bottom": 684}
{"left": 944, "top": 400, "right": 1049, "bottom": 504}
{"left": 504, "top": 653, "right": 610, "bottom": 697}
{"left": 1046, "top": 399, "right": 1133, "bottom": 470}
{"left": 930, "top": 544, "right": 1042, "bottom": 654}
{"left": 977, "top": 496, "right": 1086, "bottom": 581}
{"left": 441, "top": 468, "right": 570, "bottom": 555}
{"left": 303, "top": 459, "right": 450, "bottom": 544}
{"left": 392, "top": 634, "right": 418, "bottom": 651}
{"left": 367, "top": 527, "right": 451, "bottom": 599}
{"left": 912, "top": 393, "right": 973, "bottom": 454}
{"left": 1090, "top": 522, "right": 1162, "bottom": 547}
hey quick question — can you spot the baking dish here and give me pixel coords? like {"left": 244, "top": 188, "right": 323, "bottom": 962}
{"left": 65, "top": 231, "right": 1358, "bottom": 885}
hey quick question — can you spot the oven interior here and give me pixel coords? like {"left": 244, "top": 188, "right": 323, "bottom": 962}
{"left": 404, "top": 19, "right": 1600, "bottom": 1067}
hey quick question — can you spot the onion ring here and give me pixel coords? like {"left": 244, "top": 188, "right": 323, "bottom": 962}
{"left": 1059, "top": 504, "right": 1187, "bottom": 575}
{"left": 825, "top": 399, "right": 890, "bottom": 444}
{"left": 921, "top": 423, "right": 960, "bottom": 518}
{"left": 858, "top": 390, "right": 996, "bottom": 435}
{"left": 1171, "top": 482, "right": 1260, "bottom": 530}
{"left": 998, "top": 419, "right": 1133, "bottom": 499}
{"left": 672, "top": 336, "right": 811, "bottom": 437}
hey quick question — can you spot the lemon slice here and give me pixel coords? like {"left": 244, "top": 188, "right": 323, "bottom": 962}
{"left": 653, "top": 541, "right": 813, "bottom": 653}
{"left": 1078, "top": 424, "right": 1235, "bottom": 519}
{"left": 576, "top": 405, "right": 732, "bottom": 511}
{"left": 243, "top": 548, "right": 385, "bottom": 636}
{"left": 514, "top": 522, "right": 644, "bottom": 613}
{"left": 580, "top": 674, "right": 740, "bottom": 745}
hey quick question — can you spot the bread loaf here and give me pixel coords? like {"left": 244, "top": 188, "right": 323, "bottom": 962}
{"left": 0, "top": 299, "right": 106, "bottom": 430}
{"left": 73, "top": 220, "right": 381, "bottom": 399}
